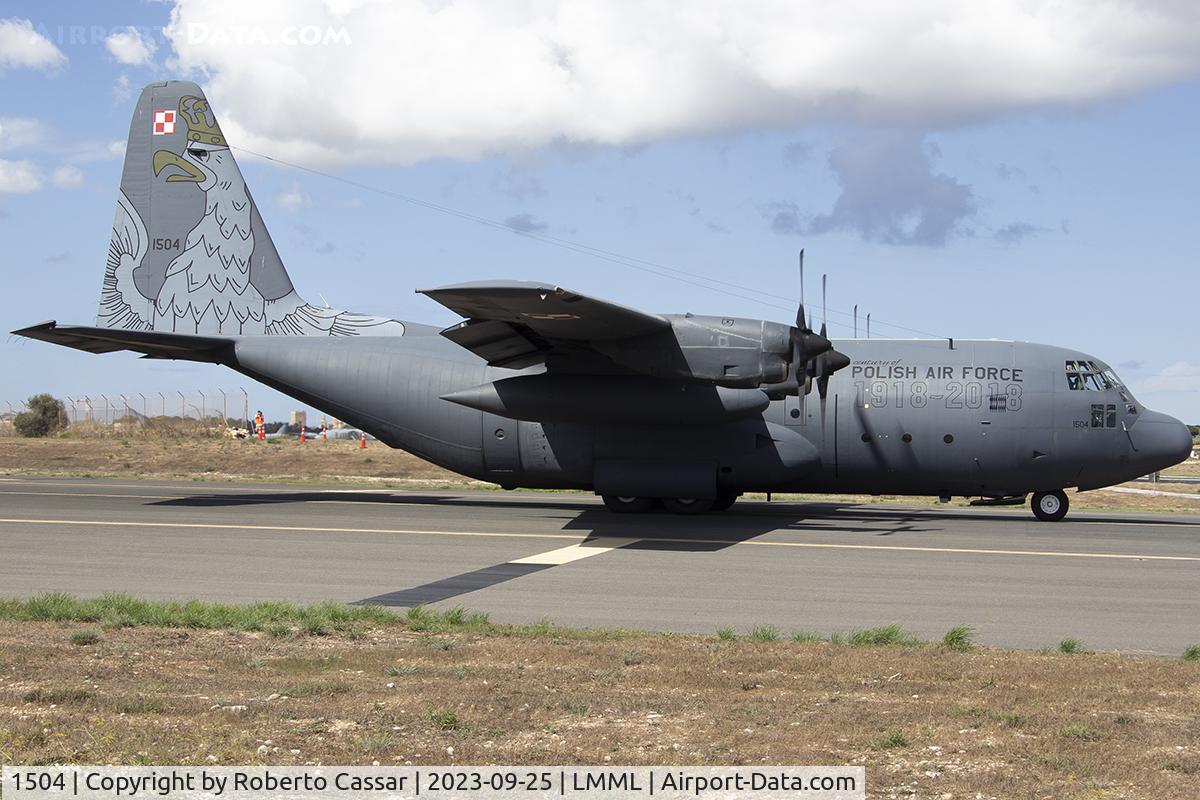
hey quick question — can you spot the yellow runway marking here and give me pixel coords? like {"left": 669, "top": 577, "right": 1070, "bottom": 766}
{"left": 0, "top": 491, "right": 190, "bottom": 500}
{"left": 0, "top": 518, "right": 1198, "bottom": 562}
{"left": 0, "top": 517, "right": 575, "bottom": 541}
{"left": 0, "top": 490, "right": 444, "bottom": 506}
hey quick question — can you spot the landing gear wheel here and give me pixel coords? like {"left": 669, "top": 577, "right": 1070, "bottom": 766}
{"left": 602, "top": 495, "right": 656, "bottom": 514}
{"left": 710, "top": 492, "right": 740, "bottom": 512}
{"left": 1031, "top": 490, "right": 1069, "bottom": 522}
{"left": 662, "top": 496, "right": 716, "bottom": 515}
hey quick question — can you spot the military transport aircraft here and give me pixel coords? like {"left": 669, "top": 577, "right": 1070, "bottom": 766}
{"left": 14, "top": 81, "right": 1193, "bottom": 521}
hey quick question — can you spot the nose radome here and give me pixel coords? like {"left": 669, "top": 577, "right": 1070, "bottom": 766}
{"left": 1132, "top": 410, "right": 1193, "bottom": 470}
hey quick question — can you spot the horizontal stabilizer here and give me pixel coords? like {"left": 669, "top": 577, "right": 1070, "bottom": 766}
{"left": 12, "top": 321, "right": 232, "bottom": 363}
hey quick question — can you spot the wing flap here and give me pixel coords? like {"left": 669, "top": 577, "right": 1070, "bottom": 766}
{"left": 419, "top": 281, "right": 668, "bottom": 341}
{"left": 440, "top": 319, "right": 547, "bottom": 369}
{"left": 12, "top": 321, "right": 232, "bottom": 363}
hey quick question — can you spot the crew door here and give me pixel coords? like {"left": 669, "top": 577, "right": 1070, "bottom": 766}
{"left": 482, "top": 412, "right": 521, "bottom": 475}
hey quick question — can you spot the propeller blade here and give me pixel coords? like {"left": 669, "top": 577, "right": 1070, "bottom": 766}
{"left": 797, "top": 249, "right": 807, "bottom": 331}
{"left": 821, "top": 273, "right": 827, "bottom": 332}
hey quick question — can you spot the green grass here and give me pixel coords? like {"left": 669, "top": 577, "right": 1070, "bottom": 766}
{"left": 716, "top": 626, "right": 736, "bottom": 641}
{"left": 942, "top": 625, "right": 975, "bottom": 652}
{"left": 282, "top": 680, "right": 352, "bottom": 698}
{"left": 750, "top": 624, "right": 780, "bottom": 642}
{"left": 428, "top": 707, "right": 464, "bottom": 731}
{"left": 1062, "top": 722, "right": 1100, "bottom": 741}
{"left": 868, "top": 729, "right": 908, "bottom": 750}
{"left": 790, "top": 631, "right": 823, "bottom": 643}
{"left": 23, "top": 687, "right": 93, "bottom": 705}
{"left": 848, "top": 624, "right": 924, "bottom": 647}
{"left": 0, "top": 593, "right": 397, "bottom": 633}
{"left": 113, "top": 697, "right": 168, "bottom": 714}
{"left": 385, "top": 663, "right": 422, "bottom": 677}
{"left": 1058, "top": 638, "right": 1086, "bottom": 655}
{"left": 0, "top": 594, "right": 654, "bottom": 642}
{"left": 953, "top": 704, "right": 1027, "bottom": 727}
{"left": 1183, "top": 644, "right": 1200, "bottom": 662}
{"left": 68, "top": 628, "right": 101, "bottom": 646}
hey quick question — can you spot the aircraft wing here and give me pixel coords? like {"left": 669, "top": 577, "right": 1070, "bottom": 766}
{"left": 418, "top": 281, "right": 669, "bottom": 369}
{"left": 12, "top": 321, "right": 232, "bottom": 363}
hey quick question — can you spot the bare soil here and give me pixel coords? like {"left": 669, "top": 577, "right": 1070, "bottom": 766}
{"left": 1, "top": 622, "right": 1198, "bottom": 798}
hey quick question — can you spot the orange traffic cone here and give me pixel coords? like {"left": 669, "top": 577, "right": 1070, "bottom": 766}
{"left": 360, "top": 430, "right": 366, "bottom": 449}
{"left": 300, "top": 427, "right": 306, "bottom": 442}
{"left": 321, "top": 424, "right": 327, "bottom": 441}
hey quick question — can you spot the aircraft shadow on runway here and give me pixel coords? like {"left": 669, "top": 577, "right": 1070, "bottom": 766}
{"left": 145, "top": 491, "right": 1198, "bottom": 534}
{"left": 148, "top": 491, "right": 940, "bottom": 541}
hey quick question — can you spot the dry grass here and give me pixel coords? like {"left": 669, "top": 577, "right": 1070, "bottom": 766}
{"left": 0, "top": 433, "right": 468, "bottom": 487}
{"left": 1, "top": 618, "right": 1198, "bottom": 798}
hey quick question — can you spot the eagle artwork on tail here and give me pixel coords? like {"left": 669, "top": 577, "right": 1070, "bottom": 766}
{"left": 97, "top": 93, "right": 404, "bottom": 337}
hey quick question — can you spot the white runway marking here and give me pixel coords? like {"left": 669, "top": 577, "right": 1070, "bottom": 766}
{"left": 1, "top": 517, "right": 1198, "bottom": 562}
{"left": 510, "top": 539, "right": 638, "bottom": 565}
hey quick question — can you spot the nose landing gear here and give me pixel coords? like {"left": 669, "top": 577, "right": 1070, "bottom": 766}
{"left": 1031, "top": 489, "right": 1069, "bottom": 522}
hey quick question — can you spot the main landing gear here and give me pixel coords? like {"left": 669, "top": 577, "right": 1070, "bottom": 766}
{"left": 601, "top": 491, "right": 741, "bottom": 515}
{"left": 1030, "top": 489, "right": 1069, "bottom": 522}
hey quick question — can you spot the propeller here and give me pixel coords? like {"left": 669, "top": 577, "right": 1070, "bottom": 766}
{"left": 784, "top": 251, "right": 831, "bottom": 397}
{"left": 761, "top": 251, "right": 848, "bottom": 400}
{"left": 804, "top": 272, "right": 851, "bottom": 399}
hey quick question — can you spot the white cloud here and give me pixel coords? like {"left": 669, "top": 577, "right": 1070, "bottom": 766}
{"left": 0, "top": 117, "right": 125, "bottom": 164}
{"left": 1133, "top": 362, "right": 1200, "bottom": 395}
{"left": 0, "top": 18, "right": 66, "bottom": 71}
{"left": 276, "top": 182, "right": 310, "bottom": 211}
{"left": 50, "top": 164, "right": 84, "bottom": 189}
{"left": 113, "top": 74, "right": 133, "bottom": 103}
{"left": 162, "top": 0, "right": 1200, "bottom": 166}
{"left": 105, "top": 26, "right": 158, "bottom": 66}
{"left": 0, "top": 159, "right": 43, "bottom": 193}
{"left": 0, "top": 117, "right": 51, "bottom": 151}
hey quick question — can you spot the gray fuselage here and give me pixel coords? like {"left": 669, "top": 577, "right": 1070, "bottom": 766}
{"left": 228, "top": 324, "right": 1191, "bottom": 499}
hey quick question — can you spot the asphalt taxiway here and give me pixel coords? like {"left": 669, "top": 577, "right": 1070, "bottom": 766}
{"left": 1, "top": 476, "right": 1197, "bottom": 655}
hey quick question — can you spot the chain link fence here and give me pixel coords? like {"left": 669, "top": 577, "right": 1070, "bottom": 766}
{"left": 2, "top": 390, "right": 255, "bottom": 428}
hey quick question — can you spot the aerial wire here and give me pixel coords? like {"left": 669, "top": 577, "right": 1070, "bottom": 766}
{"left": 231, "top": 144, "right": 945, "bottom": 339}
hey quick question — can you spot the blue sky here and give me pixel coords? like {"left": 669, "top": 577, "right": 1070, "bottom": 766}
{"left": 2, "top": 1, "right": 1198, "bottom": 423}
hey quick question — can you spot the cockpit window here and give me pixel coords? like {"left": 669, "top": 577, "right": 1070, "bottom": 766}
{"left": 1065, "top": 360, "right": 1123, "bottom": 392}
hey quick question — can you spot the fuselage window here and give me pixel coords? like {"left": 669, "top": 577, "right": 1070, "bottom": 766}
{"left": 1090, "top": 403, "right": 1119, "bottom": 429}
{"left": 1066, "top": 360, "right": 1124, "bottom": 393}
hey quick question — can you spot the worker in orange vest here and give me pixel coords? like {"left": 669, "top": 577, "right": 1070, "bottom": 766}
{"left": 254, "top": 410, "right": 265, "bottom": 441}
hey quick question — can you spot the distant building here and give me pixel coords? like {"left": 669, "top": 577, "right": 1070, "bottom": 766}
{"left": 289, "top": 410, "right": 307, "bottom": 428}
{"left": 330, "top": 417, "right": 346, "bottom": 429}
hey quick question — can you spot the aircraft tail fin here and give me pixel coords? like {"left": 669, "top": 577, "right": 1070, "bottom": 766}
{"left": 98, "top": 80, "right": 403, "bottom": 338}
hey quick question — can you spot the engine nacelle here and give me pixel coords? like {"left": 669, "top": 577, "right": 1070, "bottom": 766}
{"left": 593, "top": 314, "right": 794, "bottom": 387}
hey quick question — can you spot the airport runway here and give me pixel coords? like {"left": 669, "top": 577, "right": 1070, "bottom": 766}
{"left": 1, "top": 476, "right": 1198, "bottom": 655}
